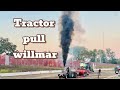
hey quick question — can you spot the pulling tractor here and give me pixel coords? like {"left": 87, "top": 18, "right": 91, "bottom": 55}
{"left": 76, "top": 62, "right": 94, "bottom": 77}
{"left": 58, "top": 67, "right": 77, "bottom": 79}
{"left": 58, "top": 62, "right": 94, "bottom": 79}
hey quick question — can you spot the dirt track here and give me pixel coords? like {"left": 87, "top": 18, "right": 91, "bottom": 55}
{"left": 1, "top": 70, "right": 120, "bottom": 79}
{"left": 43, "top": 70, "right": 120, "bottom": 79}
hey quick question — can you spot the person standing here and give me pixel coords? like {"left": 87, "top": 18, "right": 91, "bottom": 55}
{"left": 98, "top": 69, "right": 101, "bottom": 79}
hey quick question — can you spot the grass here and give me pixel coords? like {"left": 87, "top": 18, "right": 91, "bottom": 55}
{"left": 0, "top": 69, "right": 17, "bottom": 73}
{"left": 95, "top": 63, "right": 117, "bottom": 69}
{"left": 96, "top": 66, "right": 116, "bottom": 69}
{"left": 0, "top": 65, "right": 63, "bottom": 73}
{"left": 0, "top": 63, "right": 117, "bottom": 73}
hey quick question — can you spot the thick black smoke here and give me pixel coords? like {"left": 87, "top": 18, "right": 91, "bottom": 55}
{"left": 60, "top": 12, "right": 74, "bottom": 67}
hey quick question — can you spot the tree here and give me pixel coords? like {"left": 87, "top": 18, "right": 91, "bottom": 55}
{"left": 117, "top": 59, "right": 120, "bottom": 64}
{"left": 0, "top": 37, "right": 17, "bottom": 56}
{"left": 109, "top": 59, "right": 117, "bottom": 64}
{"left": 105, "top": 48, "right": 118, "bottom": 64}
{"left": 69, "top": 46, "right": 89, "bottom": 61}
{"left": 68, "top": 46, "right": 118, "bottom": 64}
{"left": 106, "top": 48, "right": 116, "bottom": 64}
{"left": 106, "top": 48, "right": 115, "bottom": 59}
{"left": 97, "top": 49, "right": 107, "bottom": 63}
{"left": 89, "top": 49, "right": 97, "bottom": 62}
{"left": 79, "top": 47, "right": 90, "bottom": 60}
{"left": 69, "top": 46, "right": 82, "bottom": 59}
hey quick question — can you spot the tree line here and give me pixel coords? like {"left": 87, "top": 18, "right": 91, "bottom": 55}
{"left": 69, "top": 46, "right": 120, "bottom": 64}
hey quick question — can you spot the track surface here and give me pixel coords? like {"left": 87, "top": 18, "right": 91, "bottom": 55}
{"left": 1, "top": 70, "right": 120, "bottom": 79}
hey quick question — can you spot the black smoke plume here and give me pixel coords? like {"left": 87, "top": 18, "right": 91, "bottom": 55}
{"left": 60, "top": 11, "right": 74, "bottom": 67}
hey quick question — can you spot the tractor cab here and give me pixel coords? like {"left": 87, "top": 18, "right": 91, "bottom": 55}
{"left": 76, "top": 62, "right": 94, "bottom": 77}
{"left": 79, "top": 62, "right": 94, "bottom": 72}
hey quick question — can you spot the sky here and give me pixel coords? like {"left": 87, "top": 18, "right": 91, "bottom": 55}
{"left": 0, "top": 11, "right": 120, "bottom": 58}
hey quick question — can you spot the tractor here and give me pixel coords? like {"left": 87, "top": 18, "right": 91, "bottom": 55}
{"left": 58, "top": 67, "right": 77, "bottom": 79}
{"left": 76, "top": 62, "right": 94, "bottom": 77}
{"left": 114, "top": 65, "right": 120, "bottom": 74}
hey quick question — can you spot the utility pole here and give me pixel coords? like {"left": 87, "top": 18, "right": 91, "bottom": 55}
{"left": 103, "top": 32, "right": 104, "bottom": 50}
{"left": 100, "top": 32, "right": 104, "bottom": 63}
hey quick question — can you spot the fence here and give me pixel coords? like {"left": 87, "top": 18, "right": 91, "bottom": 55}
{"left": 0, "top": 54, "right": 80, "bottom": 68}
{"left": 0, "top": 54, "right": 5, "bottom": 65}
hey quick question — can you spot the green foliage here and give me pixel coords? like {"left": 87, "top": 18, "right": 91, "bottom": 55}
{"left": 0, "top": 66, "right": 63, "bottom": 73}
{"left": 89, "top": 49, "right": 97, "bottom": 62}
{"left": 0, "top": 69, "right": 17, "bottom": 73}
{"left": 109, "top": 59, "right": 117, "bottom": 64}
{"left": 97, "top": 49, "right": 107, "bottom": 63}
{"left": 117, "top": 60, "right": 120, "bottom": 64}
{"left": 69, "top": 46, "right": 118, "bottom": 64}
{"left": 69, "top": 46, "right": 89, "bottom": 61}
{"left": 0, "top": 37, "right": 17, "bottom": 56}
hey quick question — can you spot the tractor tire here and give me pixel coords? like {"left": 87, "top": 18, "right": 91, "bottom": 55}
{"left": 92, "top": 70, "right": 94, "bottom": 72}
{"left": 64, "top": 75, "right": 67, "bottom": 79}
{"left": 87, "top": 72, "right": 89, "bottom": 76}
{"left": 59, "top": 76, "right": 62, "bottom": 79}
{"left": 77, "top": 72, "right": 80, "bottom": 76}
{"left": 115, "top": 70, "right": 119, "bottom": 74}
{"left": 74, "top": 73, "right": 77, "bottom": 78}
{"left": 71, "top": 72, "right": 74, "bottom": 78}
{"left": 67, "top": 73, "right": 70, "bottom": 78}
{"left": 69, "top": 72, "right": 77, "bottom": 78}
{"left": 83, "top": 72, "right": 87, "bottom": 77}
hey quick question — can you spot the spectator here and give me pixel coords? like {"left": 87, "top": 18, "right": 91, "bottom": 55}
{"left": 98, "top": 69, "right": 101, "bottom": 79}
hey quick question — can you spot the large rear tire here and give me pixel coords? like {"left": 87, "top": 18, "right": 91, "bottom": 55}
{"left": 74, "top": 73, "right": 77, "bottom": 78}
{"left": 115, "top": 70, "right": 119, "bottom": 74}
{"left": 59, "top": 76, "right": 62, "bottom": 79}
{"left": 68, "top": 72, "right": 77, "bottom": 78}
{"left": 64, "top": 74, "right": 67, "bottom": 79}
{"left": 83, "top": 72, "right": 87, "bottom": 77}
{"left": 71, "top": 72, "right": 74, "bottom": 78}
